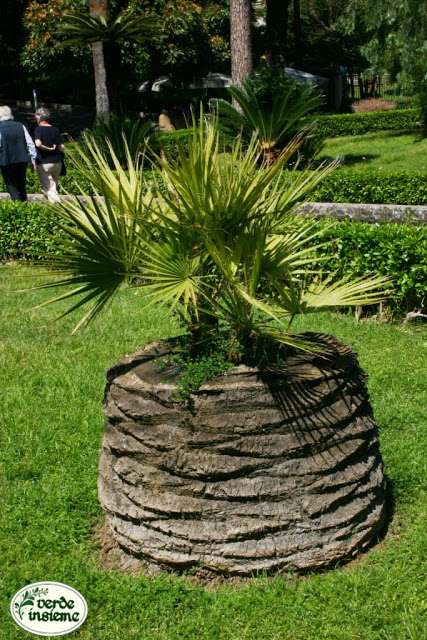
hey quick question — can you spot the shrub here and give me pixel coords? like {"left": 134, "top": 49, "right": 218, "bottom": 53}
{"left": 215, "top": 68, "right": 323, "bottom": 165}
{"left": 0, "top": 167, "right": 95, "bottom": 196}
{"left": 312, "top": 170, "right": 427, "bottom": 205}
{"left": 156, "top": 128, "right": 195, "bottom": 160}
{"left": 316, "top": 219, "right": 427, "bottom": 313}
{"left": 77, "top": 114, "right": 155, "bottom": 167}
{"left": 0, "top": 201, "right": 63, "bottom": 260}
{"left": 310, "top": 109, "right": 420, "bottom": 138}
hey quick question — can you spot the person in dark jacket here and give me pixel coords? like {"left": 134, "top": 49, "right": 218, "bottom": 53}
{"left": 34, "top": 107, "right": 64, "bottom": 203}
{"left": 0, "top": 105, "right": 36, "bottom": 201}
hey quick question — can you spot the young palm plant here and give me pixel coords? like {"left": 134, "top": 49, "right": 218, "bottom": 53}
{"left": 32, "top": 116, "right": 391, "bottom": 575}
{"left": 215, "top": 73, "right": 323, "bottom": 165}
{"left": 34, "top": 115, "right": 389, "bottom": 364}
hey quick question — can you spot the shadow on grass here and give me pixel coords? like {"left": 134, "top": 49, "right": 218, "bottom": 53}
{"left": 314, "top": 154, "right": 379, "bottom": 168}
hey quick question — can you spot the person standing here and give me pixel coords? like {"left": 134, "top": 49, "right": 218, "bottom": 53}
{"left": 0, "top": 105, "right": 36, "bottom": 201}
{"left": 34, "top": 108, "right": 64, "bottom": 204}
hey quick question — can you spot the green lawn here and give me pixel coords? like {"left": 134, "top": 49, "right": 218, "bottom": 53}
{"left": 318, "top": 130, "right": 427, "bottom": 173}
{"left": 1, "top": 264, "right": 427, "bottom": 640}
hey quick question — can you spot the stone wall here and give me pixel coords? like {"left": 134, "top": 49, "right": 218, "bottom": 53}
{"left": 298, "top": 202, "right": 427, "bottom": 224}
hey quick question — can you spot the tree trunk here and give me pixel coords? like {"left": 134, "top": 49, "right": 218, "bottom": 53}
{"left": 89, "top": 0, "right": 110, "bottom": 122}
{"left": 265, "top": 0, "right": 290, "bottom": 68}
{"left": 230, "top": 0, "right": 253, "bottom": 91}
{"left": 99, "top": 334, "right": 387, "bottom": 576}
{"left": 293, "top": 0, "right": 301, "bottom": 65}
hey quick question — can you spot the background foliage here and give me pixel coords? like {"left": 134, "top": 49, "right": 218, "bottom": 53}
{"left": 311, "top": 108, "right": 420, "bottom": 138}
{"left": 312, "top": 170, "right": 427, "bottom": 206}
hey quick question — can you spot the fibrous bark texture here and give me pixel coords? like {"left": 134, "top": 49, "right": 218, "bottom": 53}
{"left": 230, "top": 0, "right": 253, "bottom": 89}
{"left": 89, "top": 0, "right": 110, "bottom": 122}
{"left": 99, "top": 334, "right": 387, "bottom": 576}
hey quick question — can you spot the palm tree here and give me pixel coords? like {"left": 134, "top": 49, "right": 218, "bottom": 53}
{"left": 30, "top": 116, "right": 390, "bottom": 574}
{"left": 230, "top": 0, "right": 253, "bottom": 90}
{"left": 34, "top": 115, "right": 387, "bottom": 343}
{"left": 89, "top": 0, "right": 109, "bottom": 122}
{"left": 59, "top": 2, "right": 157, "bottom": 121}
{"left": 216, "top": 72, "right": 322, "bottom": 165}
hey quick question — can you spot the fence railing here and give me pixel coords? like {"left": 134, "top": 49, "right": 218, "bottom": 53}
{"left": 345, "top": 75, "right": 415, "bottom": 100}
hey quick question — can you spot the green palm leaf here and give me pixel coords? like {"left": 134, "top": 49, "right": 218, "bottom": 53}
{"left": 26, "top": 110, "right": 390, "bottom": 359}
{"left": 58, "top": 9, "right": 158, "bottom": 46}
{"left": 301, "top": 275, "right": 392, "bottom": 310}
{"left": 215, "top": 75, "right": 322, "bottom": 162}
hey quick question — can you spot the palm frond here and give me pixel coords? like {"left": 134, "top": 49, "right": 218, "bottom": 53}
{"left": 215, "top": 74, "right": 322, "bottom": 161}
{"left": 66, "top": 136, "right": 151, "bottom": 216}
{"left": 28, "top": 188, "right": 147, "bottom": 331}
{"left": 26, "top": 111, "right": 390, "bottom": 350}
{"left": 137, "top": 243, "right": 206, "bottom": 314}
{"left": 58, "top": 9, "right": 159, "bottom": 46}
{"left": 301, "top": 275, "right": 392, "bottom": 310}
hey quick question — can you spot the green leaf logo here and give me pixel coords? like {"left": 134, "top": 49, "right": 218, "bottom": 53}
{"left": 10, "top": 582, "right": 87, "bottom": 636}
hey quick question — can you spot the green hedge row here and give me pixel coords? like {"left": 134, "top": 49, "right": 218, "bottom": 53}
{"left": 310, "top": 108, "right": 420, "bottom": 138}
{"left": 312, "top": 170, "right": 427, "bottom": 205}
{"left": 315, "top": 219, "right": 427, "bottom": 312}
{"left": 2, "top": 166, "right": 427, "bottom": 206}
{"left": 156, "top": 110, "right": 421, "bottom": 145}
{"left": 1, "top": 201, "right": 425, "bottom": 313}
{"left": 0, "top": 167, "right": 95, "bottom": 196}
{"left": 0, "top": 202, "right": 62, "bottom": 259}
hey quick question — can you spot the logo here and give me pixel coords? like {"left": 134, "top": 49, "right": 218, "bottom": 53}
{"left": 10, "top": 582, "right": 87, "bottom": 637}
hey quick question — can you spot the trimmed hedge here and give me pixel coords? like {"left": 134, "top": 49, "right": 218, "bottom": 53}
{"left": 0, "top": 167, "right": 95, "bottom": 196}
{"left": 1, "top": 201, "right": 425, "bottom": 313}
{"left": 310, "top": 108, "right": 420, "bottom": 138}
{"left": 315, "top": 219, "right": 427, "bottom": 313}
{"left": 158, "top": 110, "right": 421, "bottom": 143}
{"left": 2, "top": 164, "right": 427, "bottom": 206}
{"left": 312, "top": 170, "right": 427, "bottom": 205}
{"left": 0, "top": 201, "right": 62, "bottom": 259}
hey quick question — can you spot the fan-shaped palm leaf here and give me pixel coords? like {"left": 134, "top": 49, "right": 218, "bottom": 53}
{"left": 28, "top": 111, "right": 390, "bottom": 355}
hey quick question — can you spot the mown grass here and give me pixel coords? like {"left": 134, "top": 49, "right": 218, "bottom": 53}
{"left": 1, "top": 264, "right": 426, "bottom": 640}
{"left": 318, "top": 130, "right": 427, "bottom": 173}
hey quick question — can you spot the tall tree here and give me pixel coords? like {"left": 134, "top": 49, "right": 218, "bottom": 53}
{"left": 59, "top": 2, "right": 159, "bottom": 116}
{"left": 89, "top": 0, "right": 110, "bottom": 121}
{"left": 23, "top": 0, "right": 230, "bottom": 106}
{"left": 230, "top": 0, "right": 252, "bottom": 88}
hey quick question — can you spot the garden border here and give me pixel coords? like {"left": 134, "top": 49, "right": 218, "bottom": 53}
{"left": 1, "top": 193, "right": 425, "bottom": 224}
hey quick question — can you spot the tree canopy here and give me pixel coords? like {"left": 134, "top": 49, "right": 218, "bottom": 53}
{"left": 1, "top": 0, "right": 424, "bottom": 113}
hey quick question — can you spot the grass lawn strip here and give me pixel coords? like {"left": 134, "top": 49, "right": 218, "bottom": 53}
{"left": 318, "top": 130, "right": 427, "bottom": 173}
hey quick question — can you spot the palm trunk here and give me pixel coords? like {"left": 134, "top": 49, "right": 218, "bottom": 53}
{"left": 230, "top": 0, "right": 253, "bottom": 92}
{"left": 89, "top": 0, "right": 110, "bottom": 122}
{"left": 99, "top": 336, "right": 387, "bottom": 575}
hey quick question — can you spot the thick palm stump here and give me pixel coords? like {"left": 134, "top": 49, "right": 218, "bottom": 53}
{"left": 99, "top": 334, "right": 387, "bottom": 575}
